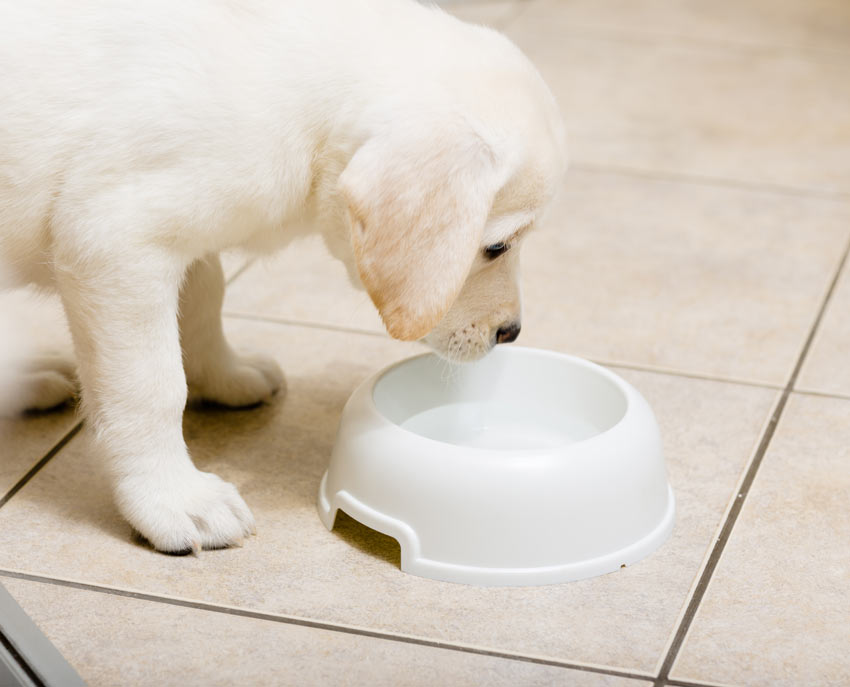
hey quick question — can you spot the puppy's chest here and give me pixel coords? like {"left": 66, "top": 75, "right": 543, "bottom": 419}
{"left": 205, "top": 202, "right": 308, "bottom": 255}
{"left": 191, "top": 154, "right": 319, "bottom": 254}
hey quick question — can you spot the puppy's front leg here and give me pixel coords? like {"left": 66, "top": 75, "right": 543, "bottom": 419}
{"left": 179, "top": 254, "right": 284, "bottom": 407}
{"left": 56, "top": 250, "right": 255, "bottom": 553}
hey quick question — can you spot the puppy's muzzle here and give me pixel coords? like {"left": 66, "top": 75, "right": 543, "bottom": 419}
{"left": 495, "top": 321, "right": 521, "bottom": 345}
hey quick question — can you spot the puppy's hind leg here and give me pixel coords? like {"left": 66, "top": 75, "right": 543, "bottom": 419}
{"left": 0, "top": 354, "right": 78, "bottom": 416}
{"left": 0, "top": 286, "right": 77, "bottom": 415}
{"left": 56, "top": 246, "right": 255, "bottom": 553}
{"left": 179, "top": 254, "right": 284, "bottom": 408}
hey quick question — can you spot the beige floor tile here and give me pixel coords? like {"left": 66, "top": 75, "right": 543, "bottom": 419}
{"left": 515, "top": 0, "right": 850, "bottom": 54}
{"left": 0, "top": 318, "right": 777, "bottom": 673}
{"left": 505, "top": 8, "right": 850, "bottom": 192}
{"left": 3, "top": 577, "right": 648, "bottom": 687}
{"left": 519, "top": 170, "right": 850, "bottom": 386}
{"left": 220, "top": 250, "right": 253, "bottom": 282}
{"left": 0, "top": 411, "right": 78, "bottom": 500}
{"left": 224, "top": 235, "right": 387, "bottom": 334}
{"left": 796, "top": 262, "right": 850, "bottom": 397}
{"left": 672, "top": 393, "right": 850, "bottom": 686}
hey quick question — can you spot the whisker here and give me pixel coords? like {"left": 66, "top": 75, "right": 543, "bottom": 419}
{"left": 440, "top": 336, "right": 463, "bottom": 382}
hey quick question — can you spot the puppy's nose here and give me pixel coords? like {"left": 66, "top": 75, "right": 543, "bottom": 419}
{"left": 495, "top": 322, "right": 521, "bottom": 344}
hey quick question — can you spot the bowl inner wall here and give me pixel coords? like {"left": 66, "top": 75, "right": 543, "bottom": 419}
{"left": 372, "top": 351, "right": 628, "bottom": 451}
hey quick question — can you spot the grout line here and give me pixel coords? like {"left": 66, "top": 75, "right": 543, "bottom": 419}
{"left": 0, "top": 570, "right": 653, "bottom": 682}
{"left": 223, "top": 313, "right": 850, "bottom": 403}
{"left": 436, "top": 0, "right": 521, "bottom": 4}
{"left": 550, "top": 23, "right": 850, "bottom": 63}
{"left": 588, "top": 358, "right": 785, "bottom": 392}
{"left": 224, "top": 258, "right": 256, "bottom": 286}
{"left": 665, "top": 679, "right": 736, "bottom": 687}
{"left": 652, "top": 233, "right": 850, "bottom": 686}
{"left": 222, "top": 308, "right": 802, "bottom": 395}
{"left": 494, "top": 0, "right": 535, "bottom": 31}
{"left": 792, "top": 387, "right": 850, "bottom": 402}
{"left": 570, "top": 162, "right": 850, "bottom": 203}
{"left": 649, "top": 388, "right": 782, "bottom": 678}
{"left": 222, "top": 310, "right": 391, "bottom": 339}
{"left": 0, "top": 422, "right": 83, "bottom": 510}
{"left": 441, "top": 0, "right": 535, "bottom": 32}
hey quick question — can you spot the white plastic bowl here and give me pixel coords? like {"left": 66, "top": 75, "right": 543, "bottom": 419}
{"left": 317, "top": 347, "right": 674, "bottom": 586}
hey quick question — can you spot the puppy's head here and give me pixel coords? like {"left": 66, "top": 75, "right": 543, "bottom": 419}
{"left": 339, "top": 28, "right": 566, "bottom": 361}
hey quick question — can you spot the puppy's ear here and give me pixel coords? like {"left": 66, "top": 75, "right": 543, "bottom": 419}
{"left": 339, "top": 123, "right": 500, "bottom": 340}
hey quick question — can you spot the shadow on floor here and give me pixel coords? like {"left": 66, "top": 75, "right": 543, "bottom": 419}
{"left": 330, "top": 510, "right": 402, "bottom": 569}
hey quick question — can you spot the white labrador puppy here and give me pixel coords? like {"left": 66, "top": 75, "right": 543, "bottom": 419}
{"left": 0, "top": 0, "right": 566, "bottom": 553}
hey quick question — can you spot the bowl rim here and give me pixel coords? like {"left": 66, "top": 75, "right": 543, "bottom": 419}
{"left": 361, "top": 346, "right": 637, "bottom": 457}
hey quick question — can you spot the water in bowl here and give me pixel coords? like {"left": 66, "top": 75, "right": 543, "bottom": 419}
{"left": 399, "top": 401, "right": 603, "bottom": 450}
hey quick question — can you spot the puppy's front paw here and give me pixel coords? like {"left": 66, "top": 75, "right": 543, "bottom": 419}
{"left": 116, "top": 468, "right": 256, "bottom": 554}
{"left": 189, "top": 352, "right": 285, "bottom": 408}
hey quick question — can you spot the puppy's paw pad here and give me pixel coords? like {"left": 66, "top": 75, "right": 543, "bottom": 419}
{"left": 191, "top": 352, "right": 285, "bottom": 408}
{"left": 119, "top": 470, "right": 256, "bottom": 554}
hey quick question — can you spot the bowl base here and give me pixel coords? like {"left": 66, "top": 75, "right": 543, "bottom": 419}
{"left": 318, "top": 472, "right": 675, "bottom": 587}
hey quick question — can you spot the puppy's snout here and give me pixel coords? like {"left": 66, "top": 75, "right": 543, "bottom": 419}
{"left": 495, "top": 322, "right": 521, "bottom": 345}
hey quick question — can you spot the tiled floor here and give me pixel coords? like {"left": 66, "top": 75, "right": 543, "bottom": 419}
{"left": 1, "top": 1, "right": 849, "bottom": 685}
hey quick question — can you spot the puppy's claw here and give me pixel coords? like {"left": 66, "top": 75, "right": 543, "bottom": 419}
{"left": 118, "top": 469, "right": 255, "bottom": 555}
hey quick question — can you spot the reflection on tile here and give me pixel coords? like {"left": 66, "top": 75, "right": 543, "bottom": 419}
{"left": 796, "top": 263, "right": 850, "bottom": 397}
{"left": 4, "top": 577, "right": 648, "bottom": 687}
{"left": 513, "top": 0, "right": 850, "bottom": 54}
{"left": 224, "top": 235, "right": 386, "bottom": 334}
{"left": 0, "top": 319, "right": 777, "bottom": 673}
{"left": 519, "top": 170, "right": 850, "bottom": 385}
{"left": 506, "top": 7, "right": 850, "bottom": 192}
{"left": 672, "top": 393, "right": 850, "bottom": 686}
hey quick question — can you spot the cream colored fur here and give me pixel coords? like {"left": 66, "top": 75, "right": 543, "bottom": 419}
{"left": 0, "top": 0, "right": 566, "bottom": 552}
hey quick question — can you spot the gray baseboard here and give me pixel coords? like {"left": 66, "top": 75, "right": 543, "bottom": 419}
{"left": 0, "top": 582, "right": 86, "bottom": 687}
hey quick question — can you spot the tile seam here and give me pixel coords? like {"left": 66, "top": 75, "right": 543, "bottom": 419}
{"left": 570, "top": 163, "right": 850, "bottom": 202}
{"left": 652, "top": 230, "right": 850, "bottom": 686}
{"left": 222, "top": 310, "right": 850, "bottom": 399}
{"left": 591, "top": 359, "right": 785, "bottom": 391}
{"left": 649, "top": 389, "right": 783, "bottom": 677}
{"left": 0, "top": 569, "right": 653, "bottom": 682}
{"left": 224, "top": 258, "right": 256, "bottom": 286}
{"left": 0, "top": 422, "right": 83, "bottom": 510}
{"left": 221, "top": 310, "right": 391, "bottom": 338}
{"left": 547, "top": 23, "right": 850, "bottom": 62}
{"left": 447, "top": 0, "right": 535, "bottom": 32}
{"left": 493, "top": 0, "right": 535, "bottom": 32}
{"left": 792, "top": 387, "right": 850, "bottom": 403}
{"left": 664, "top": 678, "right": 738, "bottom": 687}
{"left": 220, "top": 312, "right": 797, "bottom": 392}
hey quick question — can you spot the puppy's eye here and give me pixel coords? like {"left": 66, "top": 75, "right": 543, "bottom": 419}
{"left": 484, "top": 242, "right": 510, "bottom": 260}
